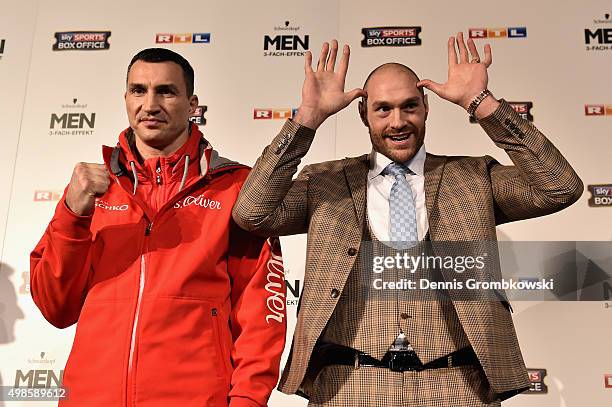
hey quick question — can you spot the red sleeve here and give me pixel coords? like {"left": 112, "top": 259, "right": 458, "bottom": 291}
{"left": 227, "top": 222, "right": 287, "bottom": 407}
{"left": 29, "top": 193, "right": 93, "bottom": 328}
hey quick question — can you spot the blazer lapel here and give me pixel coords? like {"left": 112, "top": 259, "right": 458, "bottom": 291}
{"left": 343, "top": 154, "right": 369, "bottom": 229}
{"left": 424, "top": 153, "right": 446, "bottom": 239}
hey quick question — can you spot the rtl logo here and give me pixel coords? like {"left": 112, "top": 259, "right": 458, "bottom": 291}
{"left": 253, "top": 108, "right": 298, "bottom": 120}
{"left": 469, "top": 27, "right": 527, "bottom": 39}
{"left": 155, "top": 33, "right": 210, "bottom": 44}
{"left": 34, "top": 191, "right": 62, "bottom": 202}
{"left": 585, "top": 104, "right": 612, "bottom": 116}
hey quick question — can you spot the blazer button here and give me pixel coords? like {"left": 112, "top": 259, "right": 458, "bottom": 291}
{"left": 330, "top": 289, "right": 340, "bottom": 298}
{"left": 347, "top": 248, "right": 357, "bottom": 256}
{"left": 400, "top": 312, "right": 411, "bottom": 320}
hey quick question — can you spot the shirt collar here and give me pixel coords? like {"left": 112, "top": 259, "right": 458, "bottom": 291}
{"left": 368, "top": 144, "right": 426, "bottom": 180}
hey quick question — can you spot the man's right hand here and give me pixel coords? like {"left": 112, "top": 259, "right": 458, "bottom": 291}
{"left": 293, "top": 40, "right": 366, "bottom": 130}
{"left": 65, "top": 163, "right": 111, "bottom": 216}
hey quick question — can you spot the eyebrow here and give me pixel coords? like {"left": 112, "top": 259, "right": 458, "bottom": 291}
{"left": 371, "top": 96, "right": 421, "bottom": 109}
{"left": 127, "top": 83, "right": 181, "bottom": 93}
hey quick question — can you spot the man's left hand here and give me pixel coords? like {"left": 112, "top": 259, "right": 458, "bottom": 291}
{"left": 418, "top": 32, "right": 498, "bottom": 116}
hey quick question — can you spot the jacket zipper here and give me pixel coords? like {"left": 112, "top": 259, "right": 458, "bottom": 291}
{"left": 126, "top": 223, "right": 151, "bottom": 405}
{"left": 112, "top": 165, "right": 245, "bottom": 404}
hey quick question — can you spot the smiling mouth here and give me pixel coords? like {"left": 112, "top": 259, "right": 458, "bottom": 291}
{"left": 387, "top": 132, "right": 413, "bottom": 142}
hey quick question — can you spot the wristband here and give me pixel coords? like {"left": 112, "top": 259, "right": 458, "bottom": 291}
{"left": 466, "top": 89, "right": 491, "bottom": 118}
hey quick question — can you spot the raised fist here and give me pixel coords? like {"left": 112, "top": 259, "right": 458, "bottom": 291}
{"left": 65, "top": 163, "right": 111, "bottom": 216}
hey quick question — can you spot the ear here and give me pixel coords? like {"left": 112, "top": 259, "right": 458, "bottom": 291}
{"left": 423, "top": 93, "right": 429, "bottom": 121}
{"left": 358, "top": 99, "right": 369, "bottom": 127}
{"left": 189, "top": 94, "right": 199, "bottom": 114}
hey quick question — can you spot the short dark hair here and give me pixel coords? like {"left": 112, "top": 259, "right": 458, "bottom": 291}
{"left": 126, "top": 48, "right": 195, "bottom": 96}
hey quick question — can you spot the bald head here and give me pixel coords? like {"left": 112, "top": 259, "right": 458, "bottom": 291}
{"left": 363, "top": 63, "right": 422, "bottom": 96}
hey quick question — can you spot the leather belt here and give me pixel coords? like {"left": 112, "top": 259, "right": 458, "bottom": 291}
{"left": 313, "top": 343, "right": 479, "bottom": 372}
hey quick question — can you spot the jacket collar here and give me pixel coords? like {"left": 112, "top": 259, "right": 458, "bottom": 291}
{"left": 342, "top": 152, "right": 447, "bottom": 237}
{"left": 103, "top": 123, "right": 243, "bottom": 179}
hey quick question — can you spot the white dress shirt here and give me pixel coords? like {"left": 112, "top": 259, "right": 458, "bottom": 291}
{"left": 367, "top": 145, "right": 429, "bottom": 242}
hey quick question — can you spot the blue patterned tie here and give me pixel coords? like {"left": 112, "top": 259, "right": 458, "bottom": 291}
{"left": 385, "top": 163, "right": 418, "bottom": 246}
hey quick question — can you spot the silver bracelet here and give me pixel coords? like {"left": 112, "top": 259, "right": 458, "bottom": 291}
{"left": 467, "top": 89, "right": 491, "bottom": 118}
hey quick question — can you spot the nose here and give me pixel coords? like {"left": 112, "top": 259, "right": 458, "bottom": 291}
{"left": 390, "top": 108, "right": 407, "bottom": 130}
{"left": 142, "top": 92, "right": 161, "bottom": 114}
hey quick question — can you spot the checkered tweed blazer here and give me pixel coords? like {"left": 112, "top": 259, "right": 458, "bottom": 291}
{"left": 232, "top": 101, "right": 583, "bottom": 400}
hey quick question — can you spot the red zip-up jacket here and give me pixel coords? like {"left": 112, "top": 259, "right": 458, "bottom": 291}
{"left": 30, "top": 125, "right": 287, "bottom": 406}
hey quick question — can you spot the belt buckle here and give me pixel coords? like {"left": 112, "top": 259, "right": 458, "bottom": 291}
{"left": 355, "top": 353, "right": 376, "bottom": 369}
{"left": 388, "top": 350, "right": 423, "bottom": 372}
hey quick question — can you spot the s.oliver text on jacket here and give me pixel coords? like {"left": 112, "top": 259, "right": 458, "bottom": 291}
{"left": 265, "top": 250, "right": 285, "bottom": 324}
{"left": 173, "top": 194, "right": 222, "bottom": 209}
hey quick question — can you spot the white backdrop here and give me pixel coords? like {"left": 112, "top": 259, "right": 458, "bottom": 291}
{"left": 0, "top": 0, "right": 611, "bottom": 406}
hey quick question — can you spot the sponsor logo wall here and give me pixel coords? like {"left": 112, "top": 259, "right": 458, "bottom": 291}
{"left": 52, "top": 31, "right": 110, "bottom": 51}
{"left": 0, "top": 1, "right": 610, "bottom": 406}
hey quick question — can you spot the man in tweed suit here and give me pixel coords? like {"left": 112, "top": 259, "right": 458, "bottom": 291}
{"left": 233, "top": 33, "right": 582, "bottom": 406}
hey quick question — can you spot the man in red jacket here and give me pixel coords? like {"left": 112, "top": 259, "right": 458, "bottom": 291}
{"left": 30, "top": 48, "right": 287, "bottom": 407}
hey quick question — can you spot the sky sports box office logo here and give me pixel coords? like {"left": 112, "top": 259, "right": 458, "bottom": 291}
{"left": 587, "top": 185, "right": 612, "bottom": 207}
{"left": 526, "top": 368, "right": 548, "bottom": 394}
{"left": 155, "top": 33, "right": 210, "bottom": 44}
{"left": 53, "top": 31, "right": 110, "bottom": 51}
{"left": 189, "top": 106, "right": 207, "bottom": 126}
{"left": 361, "top": 27, "right": 422, "bottom": 47}
{"left": 470, "top": 102, "right": 533, "bottom": 123}
{"left": 468, "top": 27, "right": 527, "bottom": 39}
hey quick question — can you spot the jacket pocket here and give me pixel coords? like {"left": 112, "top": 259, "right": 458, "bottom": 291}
{"left": 211, "top": 307, "right": 231, "bottom": 377}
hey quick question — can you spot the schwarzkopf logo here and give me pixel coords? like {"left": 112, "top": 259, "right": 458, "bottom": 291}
{"left": 594, "top": 13, "right": 612, "bottom": 24}
{"left": 274, "top": 21, "right": 300, "bottom": 31}
{"left": 264, "top": 22, "right": 309, "bottom": 57}
{"left": 27, "top": 352, "right": 56, "bottom": 365}
{"left": 49, "top": 98, "right": 96, "bottom": 136}
{"left": 61, "top": 98, "right": 87, "bottom": 109}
